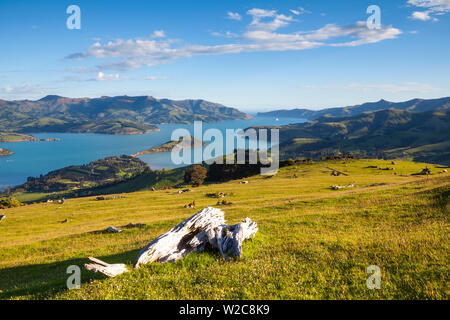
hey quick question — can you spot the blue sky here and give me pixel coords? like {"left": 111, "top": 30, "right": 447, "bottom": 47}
{"left": 0, "top": 0, "right": 449, "bottom": 112}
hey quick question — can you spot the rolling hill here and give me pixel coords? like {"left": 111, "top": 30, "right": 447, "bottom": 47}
{"left": 0, "top": 95, "right": 251, "bottom": 134}
{"left": 257, "top": 97, "right": 450, "bottom": 120}
{"left": 13, "top": 155, "right": 150, "bottom": 194}
{"left": 254, "top": 109, "right": 450, "bottom": 164}
{"left": 0, "top": 132, "right": 60, "bottom": 142}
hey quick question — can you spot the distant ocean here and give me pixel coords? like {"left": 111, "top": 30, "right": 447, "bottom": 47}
{"left": 0, "top": 117, "right": 305, "bottom": 189}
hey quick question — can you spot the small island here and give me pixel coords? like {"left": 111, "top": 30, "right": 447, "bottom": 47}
{"left": 58, "top": 120, "right": 159, "bottom": 135}
{"left": 0, "top": 132, "right": 60, "bottom": 142}
{"left": 0, "top": 148, "right": 14, "bottom": 156}
{"left": 132, "top": 136, "right": 206, "bottom": 157}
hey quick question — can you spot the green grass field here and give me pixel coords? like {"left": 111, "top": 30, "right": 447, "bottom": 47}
{"left": 0, "top": 159, "right": 448, "bottom": 300}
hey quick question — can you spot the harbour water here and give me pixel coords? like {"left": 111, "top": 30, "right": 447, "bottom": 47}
{"left": 0, "top": 117, "right": 304, "bottom": 188}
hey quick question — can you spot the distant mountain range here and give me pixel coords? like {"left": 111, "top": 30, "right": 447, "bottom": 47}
{"left": 0, "top": 95, "right": 250, "bottom": 134}
{"left": 257, "top": 97, "right": 450, "bottom": 120}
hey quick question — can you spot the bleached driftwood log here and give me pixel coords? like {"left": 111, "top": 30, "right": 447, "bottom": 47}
{"left": 135, "top": 207, "right": 226, "bottom": 266}
{"left": 84, "top": 257, "right": 128, "bottom": 277}
{"left": 84, "top": 207, "right": 258, "bottom": 277}
{"left": 220, "top": 218, "right": 259, "bottom": 260}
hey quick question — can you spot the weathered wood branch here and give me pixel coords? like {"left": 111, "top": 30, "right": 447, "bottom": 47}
{"left": 84, "top": 257, "right": 128, "bottom": 277}
{"left": 84, "top": 207, "right": 258, "bottom": 277}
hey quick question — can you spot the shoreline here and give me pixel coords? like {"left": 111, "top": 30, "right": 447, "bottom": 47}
{"left": 0, "top": 148, "right": 14, "bottom": 157}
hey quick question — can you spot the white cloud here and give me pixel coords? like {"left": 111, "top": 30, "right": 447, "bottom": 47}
{"left": 95, "top": 72, "right": 120, "bottom": 81}
{"left": 142, "top": 76, "right": 168, "bottom": 81}
{"left": 327, "top": 22, "right": 402, "bottom": 47}
{"left": 66, "top": 8, "right": 402, "bottom": 71}
{"left": 151, "top": 30, "right": 166, "bottom": 38}
{"left": 247, "top": 9, "right": 294, "bottom": 31}
{"left": 64, "top": 67, "right": 97, "bottom": 74}
{"left": 227, "top": 12, "right": 241, "bottom": 21}
{"left": 302, "top": 82, "right": 440, "bottom": 93}
{"left": 411, "top": 10, "right": 437, "bottom": 20}
{"left": 1, "top": 84, "right": 46, "bottom": 95}
{"left": 408, "top": 0, "right": 450, "bottom": 10}
{"left": 408, "top": 0, "right": 450, "bottom": 21}
{"left": 209, "top": 31, "right": 223, "bottom": 37}
{"left": 290, "top": 7, "right": 311, "bottom": 16}
{"left": 247, "top": 8, "right": 277, "bottom": 19}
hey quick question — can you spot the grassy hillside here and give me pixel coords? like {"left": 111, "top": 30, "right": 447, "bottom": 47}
{"left": 0, "top": 132, "right": 60, "bottom": 143}
{"left": 0, "top": 159, "right": 448, "bottom": 300}
{"left": 0, "top": 133, "right": 37, "bottom": 142}
{"left": 13, "top": 166, "right": 186, "bottom": 203}
{"left": 0, "top": 95, "right": 250, "bottom": 134}
{"left": 13, "top": 155, "right": 150, "bottom": 194}
{"left": 259, "top": 109, "right": 450, "bottom": 165}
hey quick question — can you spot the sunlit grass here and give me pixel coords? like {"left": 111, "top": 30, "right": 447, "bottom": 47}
{"left": 0, "top": 159, "right": 448, "bottom": 300}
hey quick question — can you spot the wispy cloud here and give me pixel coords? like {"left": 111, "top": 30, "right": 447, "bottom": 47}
{"left": 66, "top": 8, "right": 402, "bottom": 71}
{"left": 93, "top": 72, "right": 120, "bottom": 81}
{"left": 302, "top": 82, "right": 441, "bottom": 93}
{"left": 151, "top": 30, "right": 166, "bottom": 38}
{"left": 411, "top": 10, "right": 437, "bottom": 20}
{"left": 142, "top": 76, "right": 168, "bottom": 81}
{"left": 1, "top": 84, "right": 47, "bottom": 95}
{"left": 64, "top": 67, "right": 97, "bottom": 74}
{"left": 247, "top": 8, "right": 294, "bottom": 31}
{"left": 227, "top": 12, "right": 241, "bottom": 21}
{"left": 290, "top": 7, "right": 311, "bottom": 16}
{"left": 408, "top": 0, "right": 450, "bottom": 21}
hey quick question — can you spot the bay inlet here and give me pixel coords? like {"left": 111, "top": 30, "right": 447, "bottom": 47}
{"left": 0, "top": 117, "right": 304, "bottom": 189}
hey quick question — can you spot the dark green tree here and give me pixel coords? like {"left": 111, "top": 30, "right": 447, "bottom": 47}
{"left": 184, "top": 165, "right": 207, "bottom": 186}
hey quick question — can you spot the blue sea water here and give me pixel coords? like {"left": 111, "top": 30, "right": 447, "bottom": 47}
{"left": 0, "top": 117, "right": 305, "bottom": 188}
